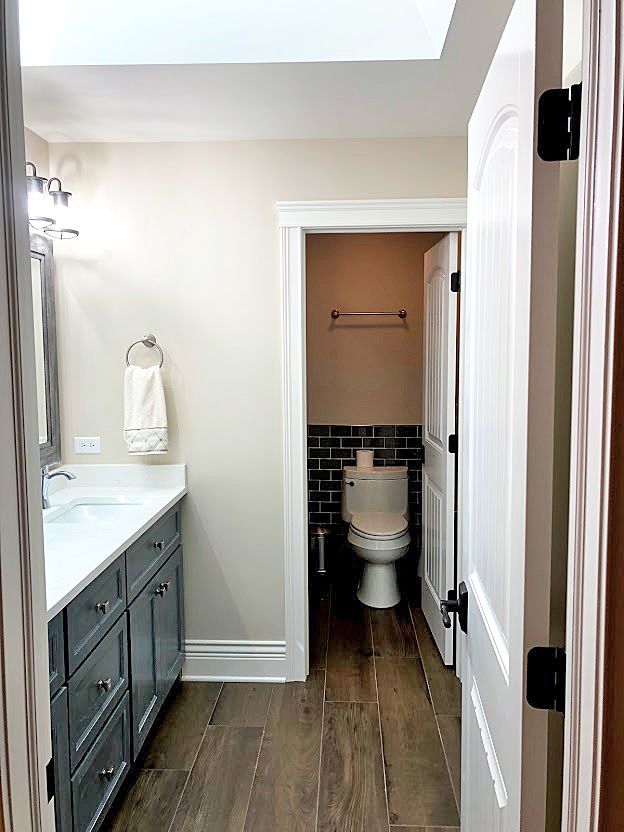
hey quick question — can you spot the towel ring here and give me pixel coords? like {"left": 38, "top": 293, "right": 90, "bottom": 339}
{"left": 125, "top": 334, "right": 164, "bottom": 368}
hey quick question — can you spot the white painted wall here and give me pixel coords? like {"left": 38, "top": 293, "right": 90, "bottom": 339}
{"left": 42, "top": 137, "right": 467, "bottom": 645}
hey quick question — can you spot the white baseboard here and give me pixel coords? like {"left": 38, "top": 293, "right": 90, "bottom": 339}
{"left": 182, "top": 640, "right": 287, "bottom": 683}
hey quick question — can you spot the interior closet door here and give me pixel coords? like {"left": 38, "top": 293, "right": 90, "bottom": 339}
{"left": 459, "top": 0, "right": 562, "bottom": 827}
{"left": 421, "top": 233, "right": 459, "bottom": 665}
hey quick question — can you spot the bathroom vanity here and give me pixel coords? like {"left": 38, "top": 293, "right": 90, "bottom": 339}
{"left": 44, "top": 465, "right": 187, "bottom": 832}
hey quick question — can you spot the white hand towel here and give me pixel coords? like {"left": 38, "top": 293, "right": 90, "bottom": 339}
{"left": 124, "top": 365, "right": 168, "bottom": 454}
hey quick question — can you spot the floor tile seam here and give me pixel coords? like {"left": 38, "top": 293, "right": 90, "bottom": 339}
{"left": 241, "top": 684, "right": 275, "bottom": 830}
{"left": 370, "top": 608, "right": 392, "bottom": 832}
{"left": 405, "top": 607, "right": 460, "bottom": 820}
{"left": 314, "top": 584, "right": 331, "bottom": 832}
{"left": 436, "top": 713, "right": 461, "bottom": 816}
{"left": 165, "top": 681, "right": 224, "bottom": 832}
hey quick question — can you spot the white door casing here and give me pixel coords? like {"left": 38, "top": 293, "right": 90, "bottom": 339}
{"left": 421, "top": 233, "right": 458, "bottom": 665}
{"left": 278, "top": 198, "right": 467, "bottom": 682}
{"left": 460, "top": 0, "right": 562, "bottom": 829}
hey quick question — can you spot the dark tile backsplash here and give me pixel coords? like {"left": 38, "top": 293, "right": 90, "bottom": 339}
{"left": 307, "top": 424, "right": 423, "bottom": 550}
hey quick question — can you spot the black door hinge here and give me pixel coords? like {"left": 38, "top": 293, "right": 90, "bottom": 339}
{"left": 537, "top": 83, "right": 582, "bottom": 161}
{"left": 46, "top": 757, "right": 55, "bottom": 802}
{"left": 526, "top": 646, "right": 566, "bottom": 713}
{"left": 451, "top": 271, "right": 461, "bottom": 293}
{"left": 448, "top": 434, "right": 458, "bottom": 454}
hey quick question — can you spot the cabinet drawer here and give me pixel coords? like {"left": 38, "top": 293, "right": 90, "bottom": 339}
{"left": 67, "top": 555, "right": 126, "bottom": 674}
{"left": 126, "top": 505, "right": 181, "bottom": 602}
{"left": 71, "top": 693, "right": 131, "bottom": 832}
{"left": 68, "top": 615, "right": 129, "bottom": 770}
{"left": 48, "top": 612, "right": 66, "bottom": 697}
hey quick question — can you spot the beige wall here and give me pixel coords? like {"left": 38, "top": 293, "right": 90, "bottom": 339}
{"left": 306, "top": 231, "right": 444, "bottom": 425}
{"left": 45, "top": 137, "right": 467, "bottom": 643}
{"left": 25, "top": 127, "right": 50, "bottom": 176}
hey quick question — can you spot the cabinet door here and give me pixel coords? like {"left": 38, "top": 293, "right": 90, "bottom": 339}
{"left": 128, "top": 582, "right": 159, "bottom": 759}
{"left": 156, "top": 546, "right": 185, "bottom": 699}
{"left": 50, "top": 687, "right": 72, "bottom": 832}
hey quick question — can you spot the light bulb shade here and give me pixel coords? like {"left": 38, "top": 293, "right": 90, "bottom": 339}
{"left": 45, "top": 180, "right": 79, "bottom": 239}
{"left": 26, "top": 162, "right": 54, "bottom": 229}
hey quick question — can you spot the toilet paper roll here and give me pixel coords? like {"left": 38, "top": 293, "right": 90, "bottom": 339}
{"left": 356, "top": 449, "right": 374, "bottom": 468}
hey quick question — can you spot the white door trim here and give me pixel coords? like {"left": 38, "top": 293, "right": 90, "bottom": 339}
{"left": 278, "top": 198, "right": 467, "bottom": 681}
{"left": 562, "top": 0, "right": 622, "bottom": 828}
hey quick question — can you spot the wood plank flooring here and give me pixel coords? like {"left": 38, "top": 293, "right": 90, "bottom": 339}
{"left": 108, "top": 588, "right": 461, "bottom": 831}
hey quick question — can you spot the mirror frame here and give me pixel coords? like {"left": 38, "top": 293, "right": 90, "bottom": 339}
{"left": 30, "top": 233, "right": 61, "bottom": 467}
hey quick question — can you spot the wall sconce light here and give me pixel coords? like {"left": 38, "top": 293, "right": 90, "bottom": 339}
{"left": 25, "top": 162, "right": 79, "bottom": 239}
{"left": 26, "top": 162, "right": 54, "bottom": 230}
{"left": 45, "top": 178, "right": 79, "bottom": 240}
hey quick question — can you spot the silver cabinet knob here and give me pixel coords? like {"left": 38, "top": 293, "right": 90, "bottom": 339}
{"left": 97, "top": 678, "right": 113, "bottom": 692}
{"left": 95, "top": 600, "right": 110, "bottom": 614}
{"left": 99, "top": 766, "right": 115, "bottom": 781}
{"left": 153, "top": 539, "right": 165, "bottom": 551}
{"left": 155, "top": 580, "right": 170, "bottom": 597}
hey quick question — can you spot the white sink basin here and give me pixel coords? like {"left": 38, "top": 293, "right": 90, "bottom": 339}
{"left": 47, "top": 501, "right": 144, "bottom": 525}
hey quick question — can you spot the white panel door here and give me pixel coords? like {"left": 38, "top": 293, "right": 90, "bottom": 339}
{"left": 460, "top": 0, "right": 562, "bottom": 829}
{"left": 421, "top": 233, "right": 458, "bottom": 665}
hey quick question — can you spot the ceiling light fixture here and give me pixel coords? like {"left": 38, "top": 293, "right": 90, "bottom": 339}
{"left": 45, "top": 177, "right": 79, "bottom": 240}
{"left": 25, "top": 162, "right": 54, "bottom": 230}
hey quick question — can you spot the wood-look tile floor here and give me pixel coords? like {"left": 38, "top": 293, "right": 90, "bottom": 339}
{"left": 109, "top": 587, "right": 461, "bottom": 831}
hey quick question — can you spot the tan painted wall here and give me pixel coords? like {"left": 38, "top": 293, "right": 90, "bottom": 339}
{"left": 25, "top": 127, "right": 50, "bottom": 176}
{"left": 45, "top": 137, "right": 467, "bottom": 643}
{"left": 306, "top": 231, "right": 445, "bottom": 425}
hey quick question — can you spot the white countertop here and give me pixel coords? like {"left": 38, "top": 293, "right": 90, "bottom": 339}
{"left": 44, "top": 464, "right": 187, "bottom": 620}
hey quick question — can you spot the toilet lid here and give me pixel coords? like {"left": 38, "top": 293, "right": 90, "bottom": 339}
{"left": 350, "top": 512, "right": 408, "bottom": 540}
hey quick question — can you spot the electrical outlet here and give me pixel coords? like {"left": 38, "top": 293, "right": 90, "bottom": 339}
{"left": 74, "top": 436, "right": 101, "bottom": 454}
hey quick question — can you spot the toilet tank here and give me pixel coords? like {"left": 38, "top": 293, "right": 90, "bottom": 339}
{"left": 342, "top": 466, "right": 409, "bottom": 522}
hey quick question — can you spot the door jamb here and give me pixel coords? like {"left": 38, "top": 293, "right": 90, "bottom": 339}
{"left": 278, "top": 198, "right": 468, "bottom": 682}
{"left": 562, "top": 0, "right": 622, "bottom": 828}
{"left": 0, "top": 1, "right": 56, "bottom": 830}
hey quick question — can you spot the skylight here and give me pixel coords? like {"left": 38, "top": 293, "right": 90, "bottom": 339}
{"left": 19, "top": 0, "right": 457, "bottom": 67}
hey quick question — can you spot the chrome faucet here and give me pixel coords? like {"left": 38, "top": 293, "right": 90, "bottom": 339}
{"left": 41, "top": 466, "right": 77, "bottom": 510}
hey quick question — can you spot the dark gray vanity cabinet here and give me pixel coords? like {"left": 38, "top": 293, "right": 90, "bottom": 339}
{"left": 48, "top": 503, "right": 184, "bottom": 832}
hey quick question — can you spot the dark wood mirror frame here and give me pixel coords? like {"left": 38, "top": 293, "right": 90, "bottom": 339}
{"left": 30, "top": 232, "right": 61, "bottom": 468}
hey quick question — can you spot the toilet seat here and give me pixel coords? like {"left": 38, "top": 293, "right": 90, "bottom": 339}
{"left": 350, "top": 511, "right": 408, "bottom": 541}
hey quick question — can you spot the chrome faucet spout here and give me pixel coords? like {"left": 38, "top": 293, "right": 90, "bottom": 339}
{"left": 41, "top": 467, "right": 77, "bottom": 510}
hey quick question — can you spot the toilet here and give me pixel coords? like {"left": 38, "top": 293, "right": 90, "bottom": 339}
{"left": 342, "top": 465, "right": 410, "bottom": 608}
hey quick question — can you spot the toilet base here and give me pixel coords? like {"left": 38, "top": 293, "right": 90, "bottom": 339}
{"left": 357, "top": 561, "right": 400, "bottom": 609}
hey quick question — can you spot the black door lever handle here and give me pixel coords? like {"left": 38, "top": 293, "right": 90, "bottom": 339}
{"left": 440, "top": 593, "right": 459, "bottom": 628}
{"left": 440, "top": 581, "right": 468, "bottom": 633}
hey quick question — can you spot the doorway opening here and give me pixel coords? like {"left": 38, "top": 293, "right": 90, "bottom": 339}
{"left": 305, "top": 229, "right": 462, "bottom": 827}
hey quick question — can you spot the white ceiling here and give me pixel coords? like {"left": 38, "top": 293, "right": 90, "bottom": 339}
{"left": 20, "top": 0, "right": 514, "bottom": 143}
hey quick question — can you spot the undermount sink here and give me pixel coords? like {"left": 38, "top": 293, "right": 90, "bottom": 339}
{"left": 47, "top": 501, "right": 144, "bottom": 525}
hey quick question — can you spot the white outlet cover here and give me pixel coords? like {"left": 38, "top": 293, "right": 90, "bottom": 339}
{"left": 74, "top": 436, "right": 101, "bottom": 454}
